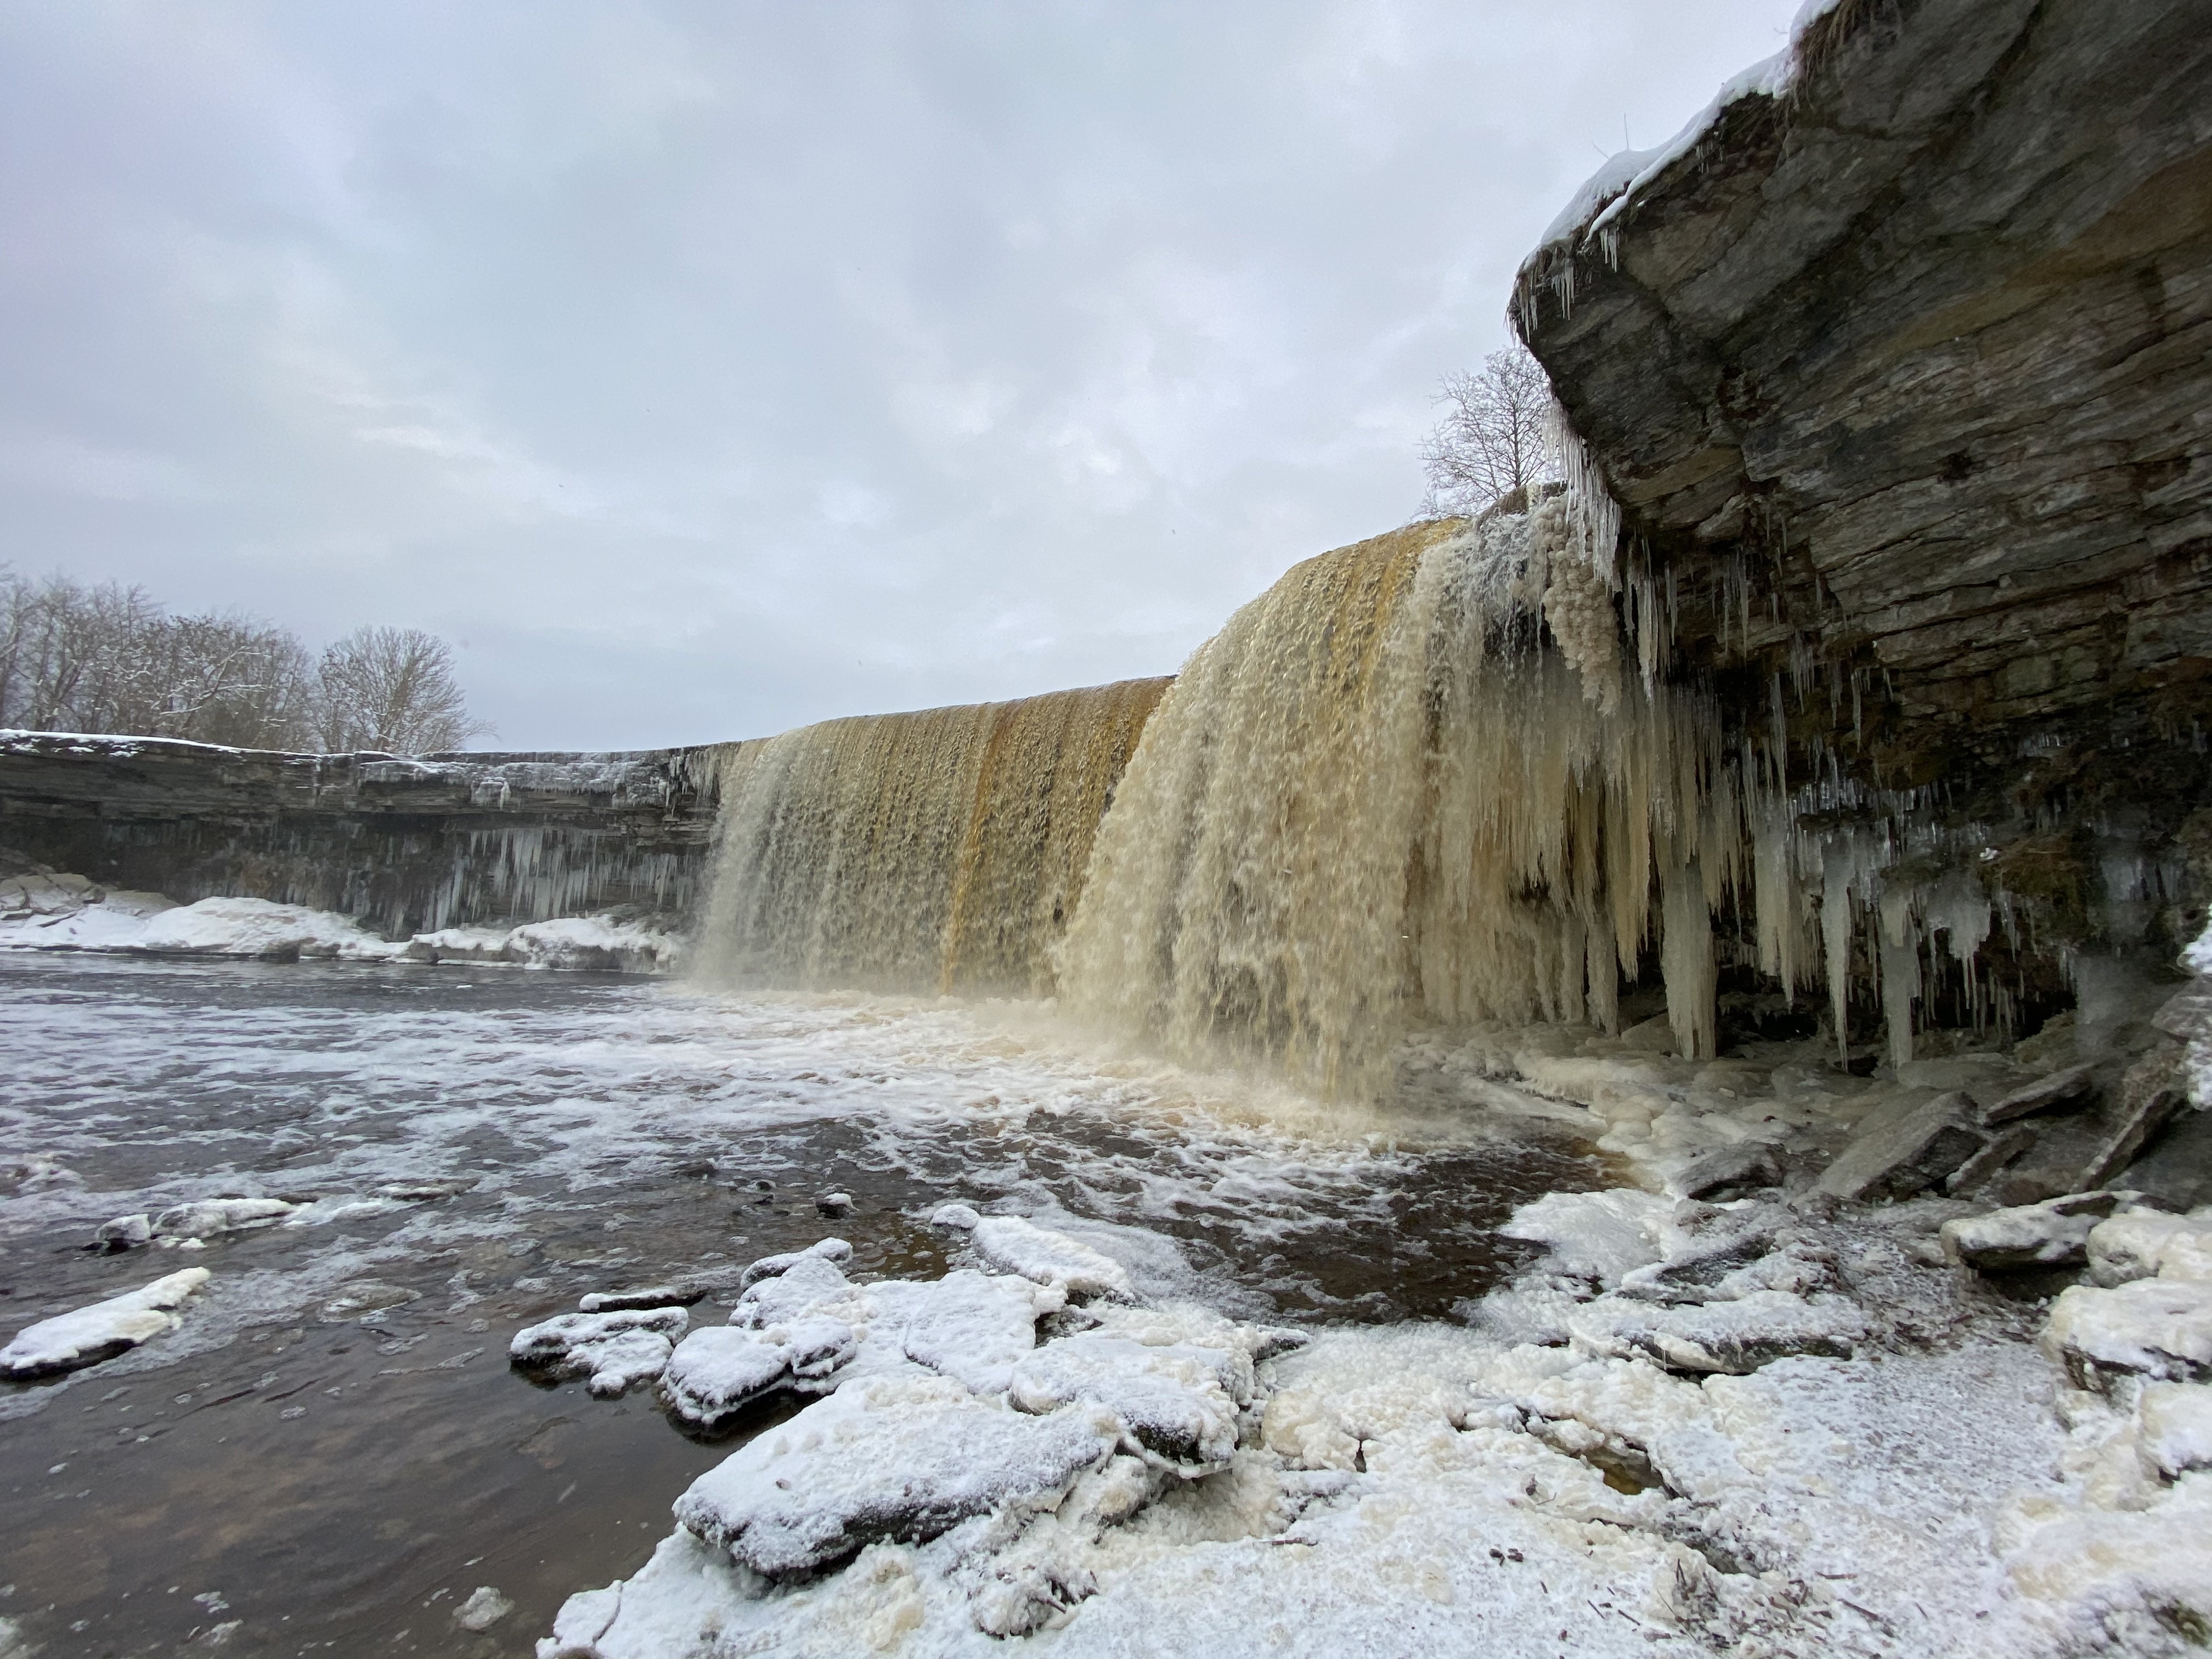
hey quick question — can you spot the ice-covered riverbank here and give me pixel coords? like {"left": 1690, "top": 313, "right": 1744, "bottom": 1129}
{"left": 1, "top": 856, "right": 683, "bottom": 971}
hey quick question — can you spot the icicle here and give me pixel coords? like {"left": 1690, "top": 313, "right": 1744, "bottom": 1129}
{"left": 1662, "top": 859, "right": 1718, "bottom": 1060}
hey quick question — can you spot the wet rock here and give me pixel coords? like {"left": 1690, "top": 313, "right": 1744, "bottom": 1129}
{"left": 0, "top": 1267, "right": 211, "bottom": 1379}
{"left": 1007, "top": 1334, "right": 1242, "bottom": 1471}
{"left": 1939, "top": 1192, "right": 2120, "bottom": 1271}
{"left": 373, "top": 1178, "right": 477, "bottom": 1201}
{"left": 931, "top": 1205, "right": 1135, "bottom": 1301}
{"left": 1674, "top": 1142, "right": 1786, "bottom": 1201}
{"left": 1974, "top": 1064, "right": 2099, "bottom": 1127}
{"left": 2042, "top": 1278, "right": 2212, "bottom": 1393}
{"left": 510, "top": 1306, "right": 689, "bottom": 1397}
{"left": 1815, "top": 1092, "right": 1984, "bottom": 1201}
{"left": 151, "top": 1197, "right": 297, "bottom": 1239}
{"left": 672, "top": 1374, "right": 1118, "bottom": 1578}
{"left": 319, "top": 1281, "right": 422, "bottom": 1321}
{"left": 579, "top": 1285, "right": 706, "bottom": 1313}
{"left": 92, "top": 1212, "right": 153, "bottom": 1252}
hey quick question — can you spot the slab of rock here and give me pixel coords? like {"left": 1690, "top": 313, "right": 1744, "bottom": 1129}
{"left": 2042, "top": 1278, "right": 2212, "bottom": 1393}
{"left": 1940, "top": 1192, "right": 2120, "bottom": 1271}
{"left": 1673, "top": 1142, "right": 1786, "bottom": 1201}
{"left": 1974, "top": 1064, "right": 2099, "bottom": 1126}
{"left": 151, "top": 1197, "right": 296, "bottom": 1238}
{"left": 2078, "top": 1049, "right": 2192, "bottom": 1190}
{"left": 1815, "top": 1091, "right": 1985, "bottom": 1201}
{"left": 672, "top": 1375, "right": 1118, "bottom": 1577}
{"left": 1007, "top": 1334, "right": 1241, "bottom": 1471}
{"left": 0, "top": 1267, "right": 211, "bottom": 1379}
{"left": 510, "top": 1306, "right": 689, "bottom": 1397}
{"left": 2087, "top": 1209, "right": 2212, "bottom": 1286}
{"left": 661, "top": 1318, "right": 857, "bottom": 1428}
{"left": 932, "top": 1205, "right": 1133, "bottom": 1301}
{"left": 1943, "top": 1124, "right": 2039, "bottom": 1197}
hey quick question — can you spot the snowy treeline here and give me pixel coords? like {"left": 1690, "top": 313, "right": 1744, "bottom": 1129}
{"left": 0, "top": 568, "right": 490, "bottom": 754}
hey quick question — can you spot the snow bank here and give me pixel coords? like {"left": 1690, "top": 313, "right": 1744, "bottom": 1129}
{"left": 0, "top": 867, "right": 682, "bottom": 974}
{"left": 0, "top": 1267, "right": 211, "bottom": 1380}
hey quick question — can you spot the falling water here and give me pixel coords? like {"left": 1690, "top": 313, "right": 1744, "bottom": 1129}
{"left": 1053, "top": 518, "right": 1731, "bottom": 1097}
{"left": 694, "top": 679, "right": 1168, "bottom": 995}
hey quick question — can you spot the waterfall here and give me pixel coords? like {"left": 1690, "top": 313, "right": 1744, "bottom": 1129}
{"left": 1054, "top": 517, "right": 1730, "bottom": 1097}
{"left": 692, "top": 494, "right": 2072, "bottom": 1094}
{"left": 693, "top": 678, "right": 1168, "bottom": 995}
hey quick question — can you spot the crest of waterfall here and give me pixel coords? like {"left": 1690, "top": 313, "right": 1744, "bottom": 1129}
{"left": 693, "top": 679, "right": 1167, "bottom": 995}
{"left": 1053, "top": 519, "right": 1735, "bottom": 1096}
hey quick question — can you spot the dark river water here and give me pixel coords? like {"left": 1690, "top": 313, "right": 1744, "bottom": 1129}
{"left": 0, "top": 955, "right": 1598, "bottom": 1656}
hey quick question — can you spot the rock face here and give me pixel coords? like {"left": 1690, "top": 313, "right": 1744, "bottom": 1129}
{"left": 1517, "top": 0, "right": 2212, "bottom": 980}
{"left": 0, "top": 731, "right": 720, "bottom": 936}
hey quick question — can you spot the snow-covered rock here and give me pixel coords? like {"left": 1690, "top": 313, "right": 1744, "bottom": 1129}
{"left": 885, "top": 1269, "right": 1065, "bottom": 1397}
{"left": 503, "top": 915, "right": 683, "bottom": 974}
{"left": 2136, "top": 1383, "right": 2212, "bottom": 1480}
{"left": 662, "top": 1320, "right": 859, "bottom": 1429}
{"left": 93, "top": 1212, "right": 153, "bottom": 1251}
{"left": 1940, "top": 1192, "right": 2118, "bottom": 1271}
{"left": 0, "top": 1267, "right": 211, "bottom": 1379}
{"left": 579, "top": 1285, "right": 703, "bottom": 1313}
{"left": 138, "top": 896, "right": 407, "bottom": 961}
{"left": 932, "top": 1205, "right": 1135, "bottom": 1301}
{"left": 737, "top": 1237, "right": 852, "bottom": 1289}
{"left": 2087, "top": 1206, "right": 2212, "bottom": 1285}
{"left": 1498, "top": 1188, "right": 1681, "bottom": 1286}
{"left": 672, "top": 1374, "right": 1120, "bottom": 1578}
{"left": 1565, "top": 1289, "right": 1866, "bottom": 1375}
{"left": 510, "top": 1307, "right": 689, "bottom": 1397}
{"left": 151, "top": 1196, "right": 297, "bottom": 1239}
{"left": 2042, "top": 1277, "right": 2212, "bottom": 1393}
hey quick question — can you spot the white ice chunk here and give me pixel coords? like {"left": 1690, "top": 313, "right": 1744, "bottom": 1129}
{"left": 0, "top": 1267, "right": 211, "bottom": 1379}
{"left": 930, "top": 1204, "right": 1135, "bottom": 1300}
{"left": 672, "top": 1374, "right": 1118, "bottom": 1577}
{"left": 135, "top": 897, "right": 406, "bottom": 961}
{"left": 729, "top": 1252, "right": 852, "bottom": 1327}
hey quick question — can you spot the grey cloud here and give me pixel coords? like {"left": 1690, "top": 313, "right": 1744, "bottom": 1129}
{"left": 0, "top": 0, "right": 1798, "bottom": 750}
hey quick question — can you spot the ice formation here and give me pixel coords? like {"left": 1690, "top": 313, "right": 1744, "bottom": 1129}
{"left": 0, "top": 1267, "right": 211, "bottom": 1379}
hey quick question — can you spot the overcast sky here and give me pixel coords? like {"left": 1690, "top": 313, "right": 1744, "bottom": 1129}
{"left": 0, "top": 1, "right": 1798, "bottom": 751}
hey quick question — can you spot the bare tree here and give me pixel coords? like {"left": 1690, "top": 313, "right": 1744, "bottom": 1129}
{"left": 314, "top": 626, "right": 492, "bottom": 755}
{"left": 1419, "top": 343, "right": 1559, "bottom": 517}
